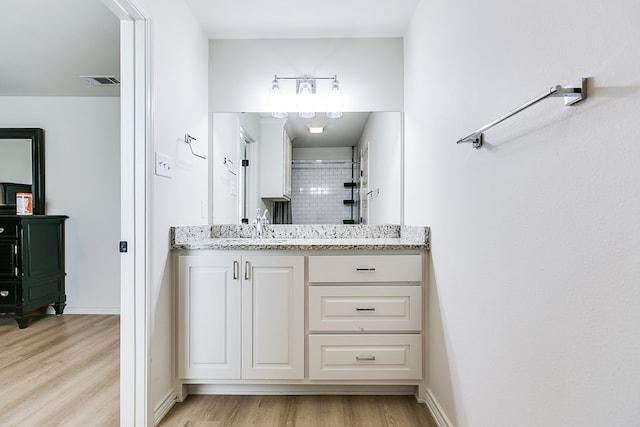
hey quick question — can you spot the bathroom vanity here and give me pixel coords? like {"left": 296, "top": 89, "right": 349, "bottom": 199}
{"left": 171, "top": 224, "right": 429, "bottom": 399}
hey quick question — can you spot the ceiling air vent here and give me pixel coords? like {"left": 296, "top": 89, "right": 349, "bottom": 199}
{"left": 79, "top": 75, "right": 120, "bottom": 86}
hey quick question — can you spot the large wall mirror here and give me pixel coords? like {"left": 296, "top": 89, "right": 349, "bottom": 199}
{"left": 211, "top": 112, "right": 403, "bottom": 225}
{"left": 0, "top": 128, "right": 45, "bottom": 215}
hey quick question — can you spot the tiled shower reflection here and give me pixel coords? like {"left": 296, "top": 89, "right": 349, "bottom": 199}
{"left": 290, "top": 161, "right": 359, "bottom": 224}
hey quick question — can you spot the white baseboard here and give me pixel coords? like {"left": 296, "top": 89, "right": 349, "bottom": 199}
{"left": 47, "top": 306, "right": 120, "bottom": 315}
{"left": 424, "top": 388, "right": 453, "bottom": 427}
{"left": 186, "top": 384, "right": 417, "bottom": 396}
{"left": 154, "top": 388, "right": 177, "bottom": 426}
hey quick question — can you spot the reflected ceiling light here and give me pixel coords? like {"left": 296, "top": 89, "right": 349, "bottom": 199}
{"left": 268, "top": 74, "right": 344, "bottom": 120}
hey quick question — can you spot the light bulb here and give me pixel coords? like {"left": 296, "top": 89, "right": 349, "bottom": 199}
{"left": 326, "top": 77, "right": 343, "bottom": 119}
{"left": 297, "top": 80, "right": 315, "bottom": 119}
{"left": 268, "top": 76, "right": 287, "bottom": 119}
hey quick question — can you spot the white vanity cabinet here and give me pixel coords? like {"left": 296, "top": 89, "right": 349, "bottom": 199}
{"left": 307, "top": 254, "right": 423, "bottom": 380}
{"left": 259, "top": 118, "right": 292, "bottom": 200}
{"left": 177, "top": 253, "right": 304, "bottom": 381}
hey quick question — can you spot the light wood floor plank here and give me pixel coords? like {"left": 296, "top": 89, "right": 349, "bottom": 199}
{"left": 0, "top": 313, "right": 437, "bottom": 426}
{"left": 0, "top": 314, "right": 119, "bottom": 426}
{"left": 159, "top": 395, "right": 439, "bottom": 427}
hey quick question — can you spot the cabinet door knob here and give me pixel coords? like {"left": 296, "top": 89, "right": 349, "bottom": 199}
{"left": 0, "top": 291, "right": 9, "bottom": 297}
{"left": 0, "top": 227, "right": 4, "bottom": 233}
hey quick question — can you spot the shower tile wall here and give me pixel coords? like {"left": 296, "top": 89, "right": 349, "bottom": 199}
{"left": 291, "top": 162, "right": 358, "bottom": 224}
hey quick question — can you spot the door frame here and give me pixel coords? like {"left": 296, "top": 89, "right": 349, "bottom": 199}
{"left": 102, "top": 0, "right": 151, "bottom": 425}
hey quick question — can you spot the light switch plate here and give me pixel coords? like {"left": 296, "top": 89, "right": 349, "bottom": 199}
{"left": 155, "top": 152, "right": 174, "bottom": 178}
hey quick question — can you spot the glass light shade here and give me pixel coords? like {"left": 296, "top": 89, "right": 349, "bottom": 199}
{"left": 326, "top": 78, "right": 343, "bottom": 119}
{"left": 268, "top": 78, "right": 288, "bottom": 118}
{"left": 297, "top": 80, "right": 315, "bottom": 119}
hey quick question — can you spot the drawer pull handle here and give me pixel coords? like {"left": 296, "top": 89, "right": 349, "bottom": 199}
{"left": 355, "top": 267, "right": 376, "bottom": 272}
{"left": 355, "top": 306, "right": 376, "bottom": 311}
{"left": 356, "top": 355, "right": 376, "bottom": 361}
{"left": 0, "top": 291, "right": 9, "bottom": 297}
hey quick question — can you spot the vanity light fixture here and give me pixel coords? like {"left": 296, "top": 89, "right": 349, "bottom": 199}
{"left": 267, "top": 76, "right": 288, "bottom": 119}
{"left": 326, "top": 76, "right": 343, "bottom": 119}
{"left": 297, "top": 78, "right": 315, "bottom": 119}
{"left": 268, "top": 74, "right": 344, "bottom": 119}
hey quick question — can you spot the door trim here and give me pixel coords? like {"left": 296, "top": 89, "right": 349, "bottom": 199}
{"left": 104, "top": 0, "right": 152, "bottom": 425}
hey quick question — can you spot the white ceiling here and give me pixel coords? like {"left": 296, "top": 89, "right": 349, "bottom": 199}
{"left": 0, "top": 0, "right": 120, "bottom": 97}
{"left": 1, "top": 0, "right": 418, "bottom": 145}
{"left": 282, "top": 112, "right": 372, "bottom": 148}
{"left": 185, "top": 0, "right": 421, "bottom": 39}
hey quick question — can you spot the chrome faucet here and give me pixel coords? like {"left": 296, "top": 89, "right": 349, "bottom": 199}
{"left": 253, "top": 208, "right": 269, "bottom": 238}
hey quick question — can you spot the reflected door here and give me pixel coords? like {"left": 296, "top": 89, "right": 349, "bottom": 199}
{"left": 360, "top": 144, "right": 370, "bottom": 224}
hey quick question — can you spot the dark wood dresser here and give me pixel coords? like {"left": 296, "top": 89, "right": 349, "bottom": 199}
{"left": 0, "top": 215, "right": 67, "bottom": 328}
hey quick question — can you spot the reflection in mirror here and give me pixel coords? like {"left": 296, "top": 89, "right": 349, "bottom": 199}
{"left": 0, "top": 139, "right": 32, "bottom": 204}
{"left": 211, "top": 113, "right": 402, "bottom": 225}
{"left": 0, "top": 128, "right": 45, "bottom": 215}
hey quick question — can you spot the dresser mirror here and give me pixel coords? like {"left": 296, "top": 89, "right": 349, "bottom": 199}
{"left": 0, "top": 128, "right": 45, "bottom": 215}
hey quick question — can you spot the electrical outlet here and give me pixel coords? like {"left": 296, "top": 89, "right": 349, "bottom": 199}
{"left": 155, "top": 152, "right": 174, "bottom": 178}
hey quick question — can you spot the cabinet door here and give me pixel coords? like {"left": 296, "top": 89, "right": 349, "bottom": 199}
{"left": 241, "top": 255, "right": 304, "bottom": 379}
{"left": 177, "top": 255, "right": 241, "bottom": 379}
{"left": 259, "top": 118, "right": 291, "bottom": 200}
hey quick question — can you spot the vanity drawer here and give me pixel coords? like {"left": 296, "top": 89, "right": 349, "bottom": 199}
{"left": 308, "top": 334, "right": 422, "bottom": 380}
{"left": 0, "top": 285, "right": 17, "bottom": 306}
{"left": 308, "top": 286, "right": 422, "bottom": 332}
{"left": 308, "top": 255, "right": 422, "bottom": 283}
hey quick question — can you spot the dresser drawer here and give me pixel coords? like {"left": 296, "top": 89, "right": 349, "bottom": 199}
{"left": 309, "top": 286, "right": 422, "bottom": 332}
{"left": 0, "top": 285, "right": 17, "bottom": 306}
{"left": 0, "top": 225, "right": 19, "bottom": 238}
{"left": 308, "top": 255, "right": 422, "bottom": 283}
{"left": 309, "top": 334, "right": 422, "bottom": 380}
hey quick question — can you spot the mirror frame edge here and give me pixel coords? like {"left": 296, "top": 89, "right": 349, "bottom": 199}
{"left": 0, "top": 128, "right": 45, "bottom": 215}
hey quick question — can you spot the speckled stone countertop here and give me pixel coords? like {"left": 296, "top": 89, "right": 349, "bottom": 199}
{"left": 170, "top": 224, "right": 430, "bottom": 251}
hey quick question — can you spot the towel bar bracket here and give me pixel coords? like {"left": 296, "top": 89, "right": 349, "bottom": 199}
{"left": 457, "top": 132, "right": 483, "bottom": 148}
{"left": 552, "top": 78, "right": 587, "bottom": 106}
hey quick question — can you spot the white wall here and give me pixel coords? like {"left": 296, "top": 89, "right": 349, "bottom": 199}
{"left": 358, "top": 112, "right": 402, "bottom": 225}
{"left": 292, "top": 147, "right": 352, "bottom": 160}
{"left": 211, "top": 113, "right": 241, "bottom": 223}
{"left": 209, "top": 38, "right": 404, "bottom": 112}
{"left": 0, "top": 96, "right": 120, "bottom": 314}
{"left": 141, "top": 0, "right": 210, "bottom": 414}
{"left": 404, "top": 1, "right": 640, "bottom": 426}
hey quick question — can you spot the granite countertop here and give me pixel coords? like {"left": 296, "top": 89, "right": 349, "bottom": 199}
{"left": 170, "top": 224, "right": 430, "bottom": 251}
